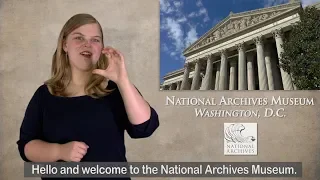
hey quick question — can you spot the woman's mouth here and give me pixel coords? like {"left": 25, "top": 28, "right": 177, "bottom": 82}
{"left": 80, "top": 51, "right": 92, "bottom": 58}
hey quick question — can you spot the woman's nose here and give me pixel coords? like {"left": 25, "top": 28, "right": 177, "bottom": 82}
{"left": 83, "top": 39, "right": 91, "bottom": 47}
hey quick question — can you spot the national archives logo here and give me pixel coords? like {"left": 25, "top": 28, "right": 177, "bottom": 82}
{"left": 224, "top": 123, "right": 257, "bottom": 155}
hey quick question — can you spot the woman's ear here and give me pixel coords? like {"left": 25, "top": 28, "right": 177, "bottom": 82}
{"left": 63, "top": 40, "right": 67, "bottom": 53}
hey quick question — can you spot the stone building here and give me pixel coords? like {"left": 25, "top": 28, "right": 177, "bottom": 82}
{"left": 161, "top": 0, "right": 319, "bottom": 90}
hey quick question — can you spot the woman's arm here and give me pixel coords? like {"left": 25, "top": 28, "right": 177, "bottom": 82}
{"left": 117, "top": 78, "right": 152, "bottom": 125}
{"left": 24, "top": 140, "right": 88, "bottom": 162}
{"left": 24, "top": 140, "right": 61, "bottom": 162}
{"left": 92, "top": 47, "right": 159, "bottom": 137}
{"left": 17, "top": 86, "right": 47, "bottom": 162}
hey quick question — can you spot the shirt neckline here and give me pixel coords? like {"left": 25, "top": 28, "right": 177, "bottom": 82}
{"left": 44, "top": 84, "right": 90, "bottom": 99}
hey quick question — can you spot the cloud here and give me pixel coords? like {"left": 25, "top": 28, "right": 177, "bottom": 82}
{"left": 196, "top": 1, "right": 210, "bottom": 22}
{"left": 203, "top": 16, "right": 210, "bottom": 22}
{"left": 173, "top": 1, "right": 183, "bottom": 8}
{"left": 301, "top": 0, "right": 320, "bottom": 7}
{"left": 160, "top": 0, "right": 174, "bottom": 14}
{"left": 262, "top": 0, "right": 320, "bottom": 8}
{"left": 188, "top": 12, "right": 196, "bottom": 18}
{"left": 177, "top": 16, "right": 187, "bottom": 23}
{"left": 263, "top": 0, "right": 289, "bottom": 7}
{"left": 199, "top": 8, "right": 207, "bottom": 15}
{"left": 160, "top": 0, "right": 210, "bottom": 62}
{"left": 196, "top": 0, "right": 204, "bottom": 7}
{"left": 199, "top": 8, "right": 210, "bottom": 22}
{"left": 170, "top": 52, "right": 177, "bottom": 56}
{"left": 160, "top": 0, "right": 184, "bottom": 15}
{"left": 187, "top": 9, "right": 210, "bottom": 22}
{"left": 185, "top": 26, "right": 198, "bottom": 47}
{"left": 212, "top": 17, "right": 222, "bottom": 27}
{"left": 160, "top": 0, "right": 186, "bottom": 61}
{"left": 187, "top": 1, "right": 210, "bottom": 22}
{"left": 161, "top": 43, "right": 169, "bottom": 53}
{"left": 162, "top": 17, "right": 184, "bottom": 52}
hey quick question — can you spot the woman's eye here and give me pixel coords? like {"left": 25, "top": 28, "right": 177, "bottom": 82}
{"left": 92, "top": 39, "right": 100, "bottom": 42}
{"left": 75, "top": 37, "right": 83, "bottom": 40}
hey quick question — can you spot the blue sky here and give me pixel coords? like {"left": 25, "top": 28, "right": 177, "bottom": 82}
{"left": 160, "top": 0, "right": 320, "bottom": 83}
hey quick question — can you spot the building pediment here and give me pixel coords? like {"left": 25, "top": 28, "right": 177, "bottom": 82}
{"left": 183, "top": 1, "right": 301, "bottom": 55}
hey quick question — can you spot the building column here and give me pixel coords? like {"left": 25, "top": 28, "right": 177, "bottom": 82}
{"left": 191, "top": 59, "right": 201, "bottom": 90}
{"left": 200, "top": 55, "right": 214, "bottom": 90}
{"left": 169, "top": 83, "right": 174, "bottom": 90}
{"left": 214, "top": 63, "right": 220, "bottom": 90}
{"left": 237, "top": 42, "right": 247, "bottom": 90}
{"left": 219, "top": 49, "right": 228, "bottom": 90}
{"left": 253, "top": 35, "right": 268, "bottom": 90}
{"left": 273, "top": 29, "right": 294, "bottom": 90}
{"left": 180, "top": 62, "right": 191, "bottom": 90}
{"left": 265, "top": 43, "right": 275, "bottom": 90}
{"left": 270, "top": 45, "right": 283, "bottom": 90}
{"left": 229, "top": 61, "right": 237, "bottom": 90}
{"left": 211, "top": 66, "right": 216, "bottom": 90}
{"left": 247, "top": 52, "right": 255, "bottom": 90}
{"left": 176, "top": 81, "right": 181, "bottom": 90}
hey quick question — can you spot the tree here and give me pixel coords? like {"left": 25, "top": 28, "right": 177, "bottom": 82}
{"left": 279, "top": 6, "right": 320, "bottom": 90}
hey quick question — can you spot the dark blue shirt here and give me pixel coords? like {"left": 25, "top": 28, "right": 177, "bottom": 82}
{"left": 17, "top": 81, "right": 159, "bottom": 179}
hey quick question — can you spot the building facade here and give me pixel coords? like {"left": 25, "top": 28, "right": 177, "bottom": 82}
{"left": 161, "top": 1, "right": 319, "bottom": 90}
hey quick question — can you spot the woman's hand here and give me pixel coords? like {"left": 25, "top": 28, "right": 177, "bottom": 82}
{"left": 92, "top": 46, "right": 129, "bottom": 84}
{"left": 59, "top": 141, "right": 89, "bottom": 162}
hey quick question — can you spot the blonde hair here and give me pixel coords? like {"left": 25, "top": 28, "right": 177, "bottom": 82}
{"left": 44, "top": 13, "right": 114, "bottom": 98}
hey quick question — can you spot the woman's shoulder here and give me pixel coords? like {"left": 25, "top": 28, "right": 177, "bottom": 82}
{"left": 28, "top": 84, "right": 51, "bottom": 101}
{"left": 25, "top": 84, "right": 50, "bottom": 106}
{"left": 33, "top": 83, "right": 49, "bottom": 96}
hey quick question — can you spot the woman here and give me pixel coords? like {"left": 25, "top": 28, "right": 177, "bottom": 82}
{"left": 17, "top": 13, "right": 159, "bottom": 179}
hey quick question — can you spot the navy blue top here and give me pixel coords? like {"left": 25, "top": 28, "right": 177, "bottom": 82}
{"left": 17, "top": 81, "right": 159, "bottom": 179}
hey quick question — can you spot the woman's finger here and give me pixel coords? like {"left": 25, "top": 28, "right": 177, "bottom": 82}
{"left": 113, "top": 49, "right": 124, "bottom": 60}
{"left": 92, "top": 69, "right": 107, "bottom": 76}
{"left": 102, "top": 46, "right": 110, "bottom": 51}
{"left": 106, "top": 57, "right": 114, "bottom": 71}
{"left": 103, "top": 46, "right": 122, "bottom": 60}
{"left": 103, "top": 46, "right": 114, "bottom": 53}
{"left": 102, "top": 47, "right": 112, "bottom": 52}
{"left": 103, "top": 46, "right": 113, "bottom": 50}
{"left": 103, "top": 51, "right": 112, "bottom": 59}
{"left": 102, "top": 48, "right": 112, "bottom": 58}
{"left": 72, "top": 157, "right": 82, "bottom": 162}
{"left": 113, "top": 51, "right": 119, "bottom": 57}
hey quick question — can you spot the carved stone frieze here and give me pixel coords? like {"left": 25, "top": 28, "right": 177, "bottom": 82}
{"left": 189, "top": 10, "right": 286, "bottom": 51}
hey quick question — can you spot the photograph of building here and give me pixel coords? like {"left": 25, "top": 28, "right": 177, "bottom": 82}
{"left": 160, "top": 0, "right": 320, "bottom": 90}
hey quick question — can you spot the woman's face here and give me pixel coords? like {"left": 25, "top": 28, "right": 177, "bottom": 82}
{"left": 63, "top": 23, "right": 103, "bottom": 71}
